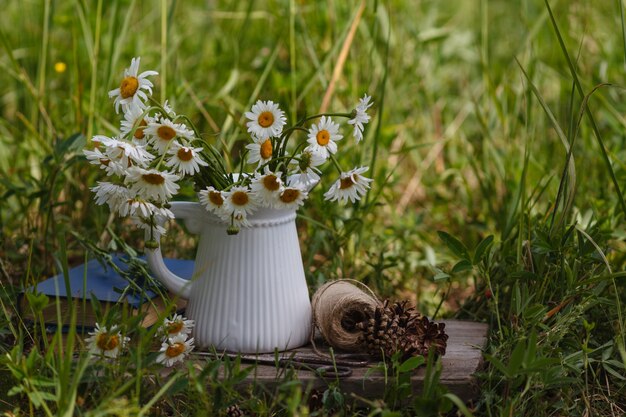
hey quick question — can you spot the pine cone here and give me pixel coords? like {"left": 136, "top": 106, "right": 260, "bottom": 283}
{"left": 406, "top": 315, "right": 449, "bottom": 357}
{"left": 224, "top": 405, "right": 243, "bottom": 417}
{"left": 356, "top": 299, "right": 448, "bottom": 360}
{"left": 356, "top": 300, "right": 416, "bottom": 359}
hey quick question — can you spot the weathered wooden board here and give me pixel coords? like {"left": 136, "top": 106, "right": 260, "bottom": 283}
{"left": 191, "top": 319, "right": 488, "bottom": 402}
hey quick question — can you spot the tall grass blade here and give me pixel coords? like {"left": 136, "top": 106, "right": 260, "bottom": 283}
{"left": 544, "top": 0, "right": 626, "bottom": 216}
{"left": 515, "top": 58, "right": 576, "bottom": 228}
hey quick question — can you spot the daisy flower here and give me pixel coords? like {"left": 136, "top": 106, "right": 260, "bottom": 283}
{"left": 156, "top": 334, "right": 195, "bottom": 367}
{"left": 289, "top": 149, "right": 325, "bottom": 186}
{"left": 250, "top": 171, "right": 283, "bottom": 207}
{"left": 91, "top": 134, "right": 118, "bottom": 148}
{"left": 131, "top": 215, "right": 168, "bottom": 240}
{"left": 347, "top": 94, "right": 373, "bottom": 143}
{"left": 305, "top": 116, "right": 342, "bottom": 159}
{"left": 105, "top": 139, "right": 154, "bottom": 168}
{"left": 85, "top": 324, "right": 129, "bottom": 358}
{"left": 108, "top": 57, "right": 158, "bottom": 114}
{"left": 324, "top": 166, "right": 373, "bottom": 204}
{"left": 84, "top": 147, "right": 115, "bottom": 174}
{"left": 245, "top": 136, "right": 273, "bottom": 167}
{"left": 159, "top": 313, "right": 195, "bottom": 338}
{"left": 125, "top": 167, "right": 180, "bottom": 203}
{"left": 117, "top": 197, "right": 174, "bottom": 219}
{"left": 223, "top": 186, "right": 259, "bottom": 226}
{"left": 199, "top": 186, "right": 229, "bottom": 220}
{"left": 245, "top": 100, "right": 286, "bottom": 138}
{"left": 161, "top": 100, "right": 177, "bottom": 118}
{"left": 144, "top": 118, "right": 195, "bottom": 155}
{"left": 91, "top": 182, "right": 133, "bottom": 212}
{"left": 274, "top": 183, "right": 308, "bottom": 210}
{"left": 165, "top": 143, "right": 208, "bottom": 176}
{"left": 120, "top": 104, "right": 152, "bottom": 145}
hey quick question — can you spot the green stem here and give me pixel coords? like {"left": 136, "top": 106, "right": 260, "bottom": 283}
{"left": 328, "top": 153, "right": 343, "bottom": 174}
{"left": 160, "top": 0, "right": 167, "bottom": 102}
{"left": 86, "top": 0, "right": 103, "bottom": 142}
{"left": 299, "top": 112, "right": 353, "bottom": 125}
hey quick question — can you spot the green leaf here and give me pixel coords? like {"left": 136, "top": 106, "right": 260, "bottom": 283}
{"left": 437, "top": 231, "right": 470, "bottom": 261}
{"left": 451, "top": 259, "right": 473, "bottom": 274}
{"left": 473, "top": 235, "right": 494, "bottom": 264}
{"left": 485, "top": 354, "right": 511, "bottom": 378}
{"left": 442, "top": 393, "right": 475, "bottom": 417}
{"left": 433, "top": 271, "right": 451, "bottom": 282}
{"left": 397, "top": 355, "right": 425, "bottom": 373}
{"left": 25, "top": 291, "right": 49, "bottom": 313}
{"left": 508, "top": 340, "right": 526, "bottom": 375}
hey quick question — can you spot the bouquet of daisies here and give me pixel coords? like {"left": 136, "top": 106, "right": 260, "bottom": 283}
{"left": 84, "top": 57, "right": 374, "bottom": 245}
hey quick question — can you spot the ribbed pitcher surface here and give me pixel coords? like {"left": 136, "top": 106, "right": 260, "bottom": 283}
{"left": 147, "top": 202, "right": 312, "bottom": 353}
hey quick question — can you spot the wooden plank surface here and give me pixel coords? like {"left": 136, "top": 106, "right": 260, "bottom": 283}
{"left": 191, "top": 319, "right": 488, "bottom": 402}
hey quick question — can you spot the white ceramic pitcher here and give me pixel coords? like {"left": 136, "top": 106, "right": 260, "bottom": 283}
{"left": 145, "top": 201, "right": 312, "bottom": 353}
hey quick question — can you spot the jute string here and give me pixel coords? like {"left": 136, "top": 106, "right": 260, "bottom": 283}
{"left": 310, "top": 279, "right": 380, "bottom": 354}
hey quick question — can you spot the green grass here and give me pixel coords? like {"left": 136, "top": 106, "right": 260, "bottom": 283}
{"left": 1, "top": 0, "right": 626, "bottom": 415}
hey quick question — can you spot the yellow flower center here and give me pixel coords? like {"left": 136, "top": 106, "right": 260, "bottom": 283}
{"left": 262, "top": 175, "right": 281, "bottom": 191}
{"left": 231, "top": 191, "right": 249, "bottom": 206}
{"left": 177, "top": 148, "right": 194, "bottom": 162}
{"left": 142, "top": 173, "right": 165, "bottom": 185}
{"left": 96, "top": 332, "right": 120, "bottom": 351}
{"left": 340, "top": 175, "right": 356, "bottom": 190}
{"left": 258, "top": 111, "right": 274, "bottom": 128}
{"left": 120, "top": 76, "right": 139, "bottom": 99}
{"left": 260, "top": 139, "right": 273, "bottom": 159}
{"left": 100, "top": 158, "right": 110, "bottom": 166}
{"left": 165, "top": 342, "right": 186, "bottom": 358}
{"left": 166, "top": 321, "right": 184, "bottom": 334}
{"left": 209, "top": 191, "right": 224, "bottom": 206}
{"left": 316, "top": 130, "right": 330, "bottom": 146}
{"left": 157, "top": 125, "right": 177, "bottom": 141}
{"left": 280, "top": 188, "right": 300, "bottom": 203}
{"left": 134, "top": 119, "right": 148, "bottom": 139}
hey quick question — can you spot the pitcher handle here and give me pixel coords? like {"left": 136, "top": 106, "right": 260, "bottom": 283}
{"left": 145, "top": 201, "right": 205, "bottom": 300}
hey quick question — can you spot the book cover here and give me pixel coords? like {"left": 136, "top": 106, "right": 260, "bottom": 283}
{"left": 20, "top": 254, "right": 194, "bottom": 329}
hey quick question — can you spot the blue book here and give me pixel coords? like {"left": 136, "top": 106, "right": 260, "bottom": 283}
{"left": 20, "top": 254, "right": 193, "bottom": 329}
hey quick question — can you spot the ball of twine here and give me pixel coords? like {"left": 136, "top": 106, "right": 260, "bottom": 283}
{"left": 310, "top": 279, "right": 380, "bottom": 351}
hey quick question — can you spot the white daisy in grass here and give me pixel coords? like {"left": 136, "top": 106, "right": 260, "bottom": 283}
{"left": 245, "top": 136, "right": 273, "bottom": 167}
{"left": 274, "top": 182, "right": 308, "bottom": 210}
{"left": 91, "top": 182, "right": 133, "bottom": 212}
{"left": 156, "top": 334, "right": 194, "bottom": 367}
{"left": 324, "top": 166, "right": 373, "bottom": 204}
{"left": 223, "top": 186, "right": 259, "bottom": 226}
{"left": 84, "top": 147, "right": 114, "bottom": 172}
{"left": 199, "top": 186, "right": 230, "bottom": 221}
{"left": 120, "top": 104, "right": 152, "bottom": 145}
{"left": 125, "top": 167, "right": 180, "bottom": 203}
{"left": 108, "top": 57, "right": 158, "bottom": 114}
{"left": 347, "top": 94, "right": 373, "bottom": 143}
{"left": 159, "top": 313, "right": 195, "bottom": 338}
{"left": 289, "top": 149, "right": 325, "bottom": 186}
{"left": 165, "top": 142, "right": 208, "bottom": 176}
{"left": 118, "top": 197, "right": 174, "bottom": 219}
{"left": 131, "top": 215, "right": 168, "bottom": 239}
{"left": 105, "top": 139, "right": 154, "bottom": 168}
{"left": 161, "top": 100, "right": 177, "bottom": 118}
{"left": 245, "top": 100, "right": 287, "bottom": 139}
{"left": 144, "top": 118, "right": 194, "bottom": 155}
{"left": 85, "top": 324, "right": 129, "bottom": 358}
{"left": 250, "top": 171, "right": 283, "bottom": 207}
{"left": 305, "top": 116, "right": 342, "bottom": 159}
{"left": 91, "top": 134, "right": 117, "bottom": 148}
